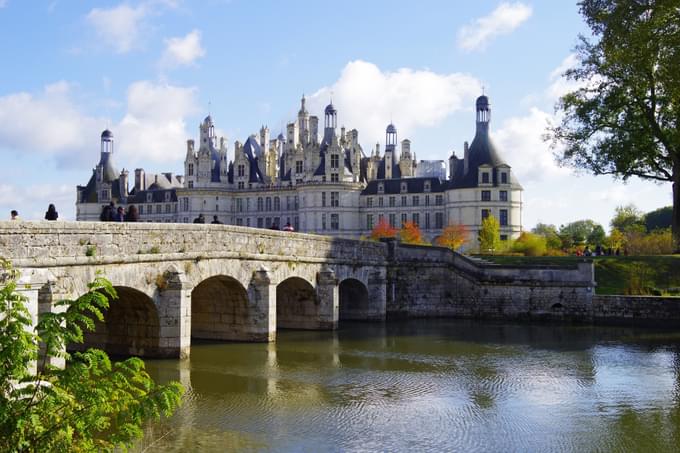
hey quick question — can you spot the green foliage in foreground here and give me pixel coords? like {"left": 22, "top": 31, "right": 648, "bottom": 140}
{"left": 478, "top": 255, "right": 680, "bottom": 296}
{"left": 0, "top": 261, "right": 183, "bottom": 452}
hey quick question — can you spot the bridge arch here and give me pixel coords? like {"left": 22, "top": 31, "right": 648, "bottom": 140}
{"left": 276, "top": 277, "right": 319, "bottom": 330}
{"left": 339, "top": 278, "right": 370, "bottom": 321}
{"left": 82, "top": 285, "right": 161, "bottom": 357}
{"left": 191, "top": 275, "right": 250, "bottom": 341}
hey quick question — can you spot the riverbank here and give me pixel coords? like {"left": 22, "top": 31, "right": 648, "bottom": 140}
{"left": 476, "top": 255, "right": 680, "bottom": 296}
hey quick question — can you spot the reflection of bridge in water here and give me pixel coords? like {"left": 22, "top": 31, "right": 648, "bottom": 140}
{"left": 1, "top": 222, "right": 595, "bottom": 359}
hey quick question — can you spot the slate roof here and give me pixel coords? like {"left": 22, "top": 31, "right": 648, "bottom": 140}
{"left": 127, "top": 188, "right": 178, "bottom": 204}
{"left": 361, "top": 177, "right": 445, "bottom": 195}
{"left": 241, "top": 136, "right": 265, "bottom": 183}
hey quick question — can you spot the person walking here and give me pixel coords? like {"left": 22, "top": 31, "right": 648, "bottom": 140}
{"left": 44, "top": 204, "right": 58, "bottom": 221}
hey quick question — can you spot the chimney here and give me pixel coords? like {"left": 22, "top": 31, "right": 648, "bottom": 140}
{"left": 463, "top": 141, "right": 470, "bottom": 174}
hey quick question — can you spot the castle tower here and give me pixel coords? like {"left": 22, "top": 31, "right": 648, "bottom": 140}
{"left": 324, "top": 102, "right": 337, "bottom": 141}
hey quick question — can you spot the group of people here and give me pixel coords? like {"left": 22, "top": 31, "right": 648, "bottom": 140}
{"left": 100, "top": 202, "right": 139, "bottom": 222}
{"left": 9, "top": 204, "right": 59, "bottom": 221}
{"left": 580, "top": 245, "right": 624, "bottom": 257}
{"left": 192, "top": 213, "right": 294, "bottom": 231}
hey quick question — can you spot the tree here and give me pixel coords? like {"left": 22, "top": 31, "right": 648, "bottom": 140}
{"left": 478, "top": 215, "right": 500, "bottom": 254}
{"left": 645, "top": 206, "right": 673, "bottom": 231}
{"left": 0, "top": 261, "right": 183, "bottom": 452}
{"left": 610, "top": 204, "right": 645, "bottom": 233}
{"left": 512, "top": 232, "right": 548, "bottom": 256}
{"left": 548, "top": 1, "right": 680, "bottom": 252}
{"left": 399, "top": 221, "right": 428, "bottom": 245}
{"left": 369, "top": 218, "right": 397, "bottom": 241}
{"left": 559, "top": 219, "right": 604, "bottom": 247}
{"left": 435, "top": 223, "right": 469, "bottom": 251}
{"left": 531, "top": 223, "right": 562, "bottom": 250}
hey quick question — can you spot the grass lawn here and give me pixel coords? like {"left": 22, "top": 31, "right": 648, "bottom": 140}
{"left": 475, "top": 255, "right": 680, "bottom": 296}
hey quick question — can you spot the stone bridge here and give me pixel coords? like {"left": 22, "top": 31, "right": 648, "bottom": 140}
{"left": 0, "top": 222, "right": 595, "bottom": 359}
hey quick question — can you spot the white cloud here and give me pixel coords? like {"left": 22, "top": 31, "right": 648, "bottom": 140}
{"left": 457, "top": 2, "right": 532, "bottom": 52}
{"left": 0, "top": 80, "right": 198, "bottom": 168}
{"left": 86, "top": 3, "right": 147, "bottom": 53}
{"left": 161, "top": 29, "right": 206, "bottom": 67}
{"left": 116, "top": 81, "right": 199, "bottom": 163}
{"left": 0, "top": 0, "right": 7, "bottom": 8}
{"left": 0, "top": 183, "right": 75, "bottom": 221}
{"left": 307, "top": 60, "right": 481, "bottom": 148}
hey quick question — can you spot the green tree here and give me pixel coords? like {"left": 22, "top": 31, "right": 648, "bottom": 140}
{"left": 611, "top": 204, "right": 645, "bottom": 233}
{"left": 0, "top": 261, "right": 183, "bottom": 452}
{"left": 531, "top": 223, "right": 562, "bottom": 250}
{"left": 478, "top": 215, "right": 500, "bottom": 254}
{"left": 645, "top": 206, "right": 673, "bottom": 231}
{"left": 548, "top": 0, "right": 680, "bottom": 252}
{"left": 559, "top": 220, "right": 604, "bottom": 247}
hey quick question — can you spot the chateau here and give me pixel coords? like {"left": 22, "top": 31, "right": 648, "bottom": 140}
{"left": 76, "top": 94, "right": 522, "bottom": 249}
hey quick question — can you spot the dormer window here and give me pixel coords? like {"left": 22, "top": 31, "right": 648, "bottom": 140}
{"left": 146, "top": 193, "right": 153, "bottom": 203}
{"left": 164, "top": 192, "right": 171, "bottom": 202}
{"left": 330, "top": 154, "right": 339, "bottom": 169}
{"left": 501, "top": 172, "right": 508, "bottom": 184}
{"left": 424, "top": 181, "right": 431, "bottom": 192}
{"left": 378, "top": 183, "right": 384, "bottom": 194}
{"left": 188, "top": 163, "right": 194, "bottom": 176}
{"left": 482, "top": 172, "right": 490, "bottom": 184}
{"left": 401, "top": 182, "right": 408, "bottom": 193}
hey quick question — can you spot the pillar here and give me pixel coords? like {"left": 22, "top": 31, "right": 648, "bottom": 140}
{"left": 367, "top": 269, "right": 387, "bottom": 320}
{"left": 316, "top": 265, "right": 339, "bottom": 330}
{"left": 157, "top": 269, "right": 192, "bottom": 359}
{"left": 247, "top": 266, "right": 276, "bottom": 342}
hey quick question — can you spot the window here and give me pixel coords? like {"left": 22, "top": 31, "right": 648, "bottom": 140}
{"left": 146, "top": 193, "right": 153, "bottom": 203}
{"left": 183, "top": 217, "right": 188, "bottom": 223}
{"left": 296, "top": 178, "right": 303, "bottom": 184}
{"left": 237, "top": 165, "right": 245, "bottom": 177}
{"left": 246, "top": 218, "right": 251, "bottom": 227}
{"left": 481, "top": 190, "right": 491, "bottom": 201}
{"left": 389, "top": 196, "right": 395, "bottom": 207}
{"left": 322, "top": 213, "right": 327, "bottom": 230}
{"left": 401, "top": 182, "right": 408, "bottom": 193}
{"left": 246, "top": 198, "right": 251, "bottom": 212}
{"left": 401, "top": 213, "right": 408, "bottom": 226}
{"left": 257, "top": 218, "right": 264, "bottom": 228}
{"left": 182, "top": 197, "right": 189, "bottom": 211}
{"left": 481, "top": 209, "right": 490, "bottom": 220}
{"left": 500, "top": 209, "right": 508, "bottom": 226}
{"left": 156, "top": 205, "right": 161, "bottom": 214}
{"left": 296, "top": 160, "right": 303, "bottom": 173}
{"left": 294, "top": 216, "right": 299, "bottom": 230}
{"left": 412, "top": 213, "right": 419, "bottom": 226}
{"left": 482, "top": 172, "right": 490, "bottom": 184}
{"left": 139, "top": 205, "right": 144, "bottom": 214}
{"left": 435, "top": 212, "right": 444, "bottom": 228}
{"left": 165, "top": 204, "right": 171, "bottom": 213}
{"left": 188, "top": 181, "right": 194, "bottom": 188}
{"left": 424, "top": 181, "right": 431, "bottom": 192}
{"left": 236, "top": 218, "right": 243, "bottom": 226}
{"left": 500, "top": 234, "right": 508, "bottom": 241}
{"left": 378, "top": 183, "right": 384, "bottom": 194}
{"left": 425, "top": 195, "right": 430, "bottom": 206}
{"left": 215, "top": 204, "right": 219, "bottom": 212}
{"left": 330, "top": 154, "right": 339, "bottom": 169}
{"left": 266, "top": 197, "right": 272, "bottom": 211}
{"left": 501, "top": 172, "right": 508, "bottom": 184}
{"left": 286, "top": 196, "right": 291, "bottom": 210}
{"left": 425, "top": 213, "right": 430, "bottom": 229}
{"left": 378, "top": 197, "right": 384, "bottom": 207}
{"left": 389, "top": 213, "right": 396, "bottom": 227}
{"left": 331, "top": 173, "right": 339, "bottom": 182}
{"left": 499, "top": 190, "right": 508, "bottom": 202}
{"left": 378, "top": 213, "right": 384, "bottom": 223}
{"left": 265, "top": 217, "right": 271, "bottom": 227}
{"left": 238, "top": 181, "right": 244, "bottom": 189}
{"left": 366, "top": 196, "right": 371, "bottom": 208}
{"left": 367, "top": 214, "right": 374, "bottom": 230}
{"left": 330, "top": 213, "right": 339, "bottom": 230}
{"left": 257, "top": 197, "right": 264, "bottom": 211}
{"left": 237, "top": 198, "right": 244, "bottom": 212}
{"left": 322, "top": 192, "right": 327, "bottom": 207}
{"left": 188, "top": 163, "right": 194, "bottom": 176}
{"left": 274, "top": 197, "right": 280, "bottom": 211}
{"left": 330, "top": 192, "right": 339, "bottom": 207}
{"left": 165, "top": 192, "right": 171, "bottom": 202}
{"left": 401, "top": 196, "right": 407, "bottom": 206}
{"left": 294, "top": 196, "right": 299, "bottom": 209}
{"left": 413, "top": 196, "right": 419, "bottom": 206}
{"left": 435, "top": 195, "right": 443, "bottom": 206}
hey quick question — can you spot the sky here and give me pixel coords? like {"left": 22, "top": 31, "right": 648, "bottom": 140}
{"left": 0, "top": 0, "right": 672, "bottom": 230}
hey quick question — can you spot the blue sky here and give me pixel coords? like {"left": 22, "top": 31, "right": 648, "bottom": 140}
{"left": 0, "top": 0, "right": 671, "bottom": 229}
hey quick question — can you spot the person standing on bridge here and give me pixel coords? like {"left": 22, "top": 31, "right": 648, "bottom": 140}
{"left": 282, "top": 222, "right": 294, "bottom": 232}
{"left": 193, "top": 213, "right": 205, "bottom": 224}
{"left": 10, "top": 210, "right": 20, "bottom": 220}
{"left": 44, "top": 204, "right": 58, "bottom": 221}
{"left": 211, "top": 215, "right": 222, "bottom": 224}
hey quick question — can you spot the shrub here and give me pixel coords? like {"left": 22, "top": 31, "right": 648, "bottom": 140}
{"left": 435, "top": 224, "right": 468, "bottom": 251}
{"left": 512, "top": 232, "right": 547, "bottom": 256}
{"left": 370, "top": 218, "right": 397, "bottom": 241}
{"left": 399, "top": 221, "right": 428, "bottom": 245}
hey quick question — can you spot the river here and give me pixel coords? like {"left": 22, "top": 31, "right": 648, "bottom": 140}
{"left": 136, "top": 319, "right": 680, "bottom": 452}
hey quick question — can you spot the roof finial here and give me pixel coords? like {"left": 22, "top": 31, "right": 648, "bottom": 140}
{"left": 208, "top": 99, "right": 211, "bottom": 115}
{"left": 482, "top": 85, "right": 485, "bottom": 95}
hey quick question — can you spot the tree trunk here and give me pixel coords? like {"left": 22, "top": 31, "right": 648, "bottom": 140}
{"left": 674, "top": 164, "right": 680, "bottom": 254}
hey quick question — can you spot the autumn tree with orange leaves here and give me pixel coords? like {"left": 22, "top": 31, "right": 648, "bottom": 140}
{"left": 436, "top": 223, "right": 469, "bottom": 251}
{"left": 399, "top": 221, "right": 428, "bottom": 245}
{"left": 370, "top": 218, "right": 397, "bottom": 240}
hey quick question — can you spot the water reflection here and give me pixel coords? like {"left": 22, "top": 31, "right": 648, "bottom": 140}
{"left": 137, "top": 319, "right": 680, "bottom": 452}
